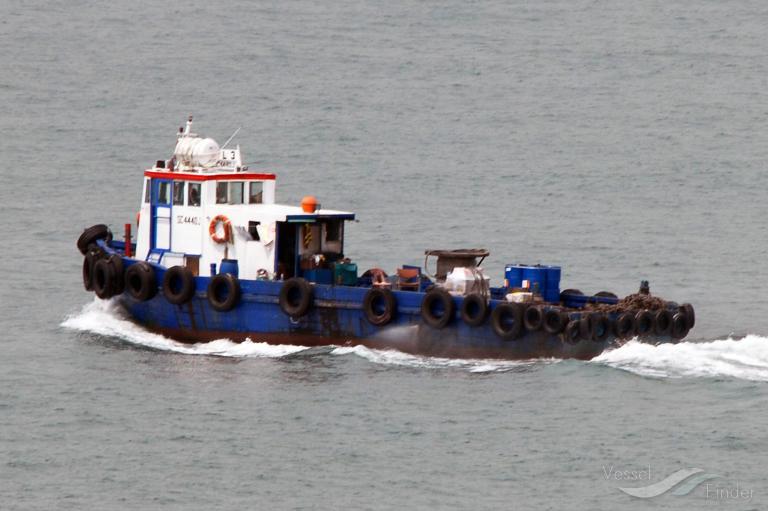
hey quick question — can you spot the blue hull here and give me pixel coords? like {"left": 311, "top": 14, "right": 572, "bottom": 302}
{"left": 116, "top": 262, "right": 678, "bottom": 361}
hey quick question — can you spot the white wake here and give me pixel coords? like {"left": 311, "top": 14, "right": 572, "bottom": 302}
{"left": 330, "top": 345, "right": 553, "bottom": 373}
{"left": 592, "top": 336, "right": 768, "bottom": 381}
{"left": 61, "top": 299, "right": 309, "bottom": 358}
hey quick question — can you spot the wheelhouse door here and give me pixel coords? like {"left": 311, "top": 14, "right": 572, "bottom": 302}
{"left": 150, "top": 179, "right": 172, "bottom": 250}
{"left": 275, "top": 222, "right": 298, "bottom": 279}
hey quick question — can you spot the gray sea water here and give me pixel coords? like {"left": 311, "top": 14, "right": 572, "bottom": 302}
{"left": 2, "top": 0, "right": 768, "bottom": 509}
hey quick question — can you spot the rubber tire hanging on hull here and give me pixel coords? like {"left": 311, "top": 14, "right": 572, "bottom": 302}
{"left": 614, "top": 312, "right": 636, "bottom": 339}
{"left": 593, "top": 314, "right": 610, "bottom": 342}
{"left": 653, "top": 309, "right": 673, "bottom": 336}
{"left": 106, "top": 254, "right": 124, "bottom": 295}
{"left": 543, "top": 309, "right": 566, "bottom": 334}
{"left": 207, "top": 273, "right": 241, "bottom": 312}
{"left": 460, "top": 294, "right": 488, "bottom": 327}
{"left": 524, "top": 306, "right": 544, "bottom": 331}
{"left": 77, "top": 224, "right": 111, "bottom": 255}
{"left": 125, "top": 262, "right": 158, "bottom": 302}
{"left": 163, "top": 266, "right": 196, "bottom": 305}
{"left": 635, "top": 310, "right": 653, "bottom": 337}
{"left": 491, "top": 302, "right": 524, "bottom": 340}
{"left": 680, "top": 303, "right": 695, "bottom": 330}
{"left": 581, "top": 313, "right": 610, "bottom": 342}
{"left": 279, "top": 278, "right": 313, "bottom": 318}
{"left": 92, "top": 259, "right": 116, "bottom": 299}
{"left": 82, "top": 251, "right": 99, "bottom": 291}
{"left": 671, "top": 312, "right": 688, "bottom": 340}
{"left": 563, "top": 320, "right": 581, "bottom": 344}
{"left": 420, "top": 288, "right": 455, "bottom": 329}
{"left": 363, "top": 288, "right": 397, "bottom": 326}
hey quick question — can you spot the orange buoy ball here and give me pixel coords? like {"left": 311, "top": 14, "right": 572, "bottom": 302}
{"left": 301, "top": 195, "right": 319, "bottom": 213}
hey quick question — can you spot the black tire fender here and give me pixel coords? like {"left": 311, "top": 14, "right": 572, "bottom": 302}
{"left": 279, "top": 277, "right": 313, "bottom": 317}
{"left": 420, "top": 288, "right": 455, "bottom": 329}
{"left": 491, "top": 302, "right": 524, "bottom": 341}
{"left": 163, "top": 266, "right": 196, "bottom": 305}
{"left": 680, "top": 303, "right": 695, "bottom": 330}
{"left": 635, "top": 310, "right": 653, "bottom": 337}
{"left": 653, "top": 309, "right": 673, "bottom": 336}
{"left": 207, "top": 273, "right": 241, "bottom": 312}
{"left": 92, "top": 258, "right": 116, "bottom": 299}
{"left": 671, "top": 312, "right": 689, "bottom": 340}
{"left": 543, "top": 308, "right": 566, "bottom": 334}
{"left": 460, "top": 293, "right": 488, "bottom": 327}
{"left": 82, "top": 251, "right": 99, "bottom": 291}
{"left": 363, "top": 287, "right": 397, "bottom": 326}
{"left": 563, "top": 320, "right": 581, "bottom": 344}
{"left": 615, "top": 312, "right": 636, "bottom": 339}
{"left": 524, "top": 305, "right": 544, "bottom": 331}
{"left": 559, "top": 289, "right": 583, "bottom": 301}
{"left": 77, "top": 224, "right": 112, "bottom": 255}
{"left": 591, "top": 314, "right": 610, "bottom": 342}
{"left": 125, "top": 262, "right": 158, "bottom": 302}
{"left": 106, "top": 254, "right": 125, "bottom": 295}
{"left": 579, "top": 313, "right": 594, "bottom": 340}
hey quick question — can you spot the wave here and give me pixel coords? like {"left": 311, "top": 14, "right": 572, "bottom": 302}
{"left": 330, "top": 345, "right": 554, "bottom": 373}
{"left": 592, "top": 335, "right": 768, "bottom": 382}
{"left": 61, "top": 299, "right": 310, "bottom": 358}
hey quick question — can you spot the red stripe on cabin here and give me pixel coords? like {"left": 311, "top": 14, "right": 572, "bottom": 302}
{"left": 143, "top": 170, "right": 276, "bottom": 181}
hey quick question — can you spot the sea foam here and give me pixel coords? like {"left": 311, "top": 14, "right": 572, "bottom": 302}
{"left": 61, "top": 299, "right": 309, "bottom": 358}
{"left": 592, "top": 335, "right": 768, "bottom": 381}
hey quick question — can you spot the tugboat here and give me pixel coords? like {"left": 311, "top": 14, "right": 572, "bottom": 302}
{"left": 77, "top": 117, "right": 695, "bottom": 360}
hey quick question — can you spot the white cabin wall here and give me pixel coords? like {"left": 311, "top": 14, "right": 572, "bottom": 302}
{"left": 263, "top": 181, "right": 275, "bottom": 204}
{"left": 197, "top": 203, "right": 281, "bottom": 279}
{"left": 171, "top": 204, "right": 204, "bottom": 256}
{"left": 243, "top": 241, "right": 274, "bottom": 278}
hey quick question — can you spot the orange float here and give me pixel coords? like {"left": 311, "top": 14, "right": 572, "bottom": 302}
{"left": 209, "top": 215, "right": 232, "bottom": 244}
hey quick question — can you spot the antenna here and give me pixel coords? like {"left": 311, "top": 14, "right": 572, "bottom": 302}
{"left": 221, "top": 127, "right": 241, "bottom": 149}
{"left": 183, "top": 115, "right": 194, "bottom": 136}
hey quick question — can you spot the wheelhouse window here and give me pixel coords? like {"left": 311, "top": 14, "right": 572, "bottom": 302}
{"left": 173, "top": 181, "right": 185, "bottom": 205}
{"left": 326, "top": 219, "right": 341, "bottom": 242}
{"left": 158, "top": 181, "right": 171, "bottom": 205}
{"left": 249, "top": 182, "right": 263, "bottom": 204}
{"left": 216, "top": 182, "right": 228, "bottom": 204}
{"left": 143, "top": 178, "right": 150, "bottom": 203}
{"left": 229, "top": 181, "right": 244, "bottom": 204}
{"left": 248, "top": 221, "right": 261, "bottom": 241}
{"left": 188, "top": 183, "right": 201, "bottom": 207}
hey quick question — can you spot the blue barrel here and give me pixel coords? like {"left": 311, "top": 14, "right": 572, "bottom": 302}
{"left": 219, "top": 259, "right": 239, "bottom": 277}
{"left": 543, "top": 265, "right": 561, "bottom": 303}
{"left": 504, "top": 265, "right": 524, "bottom": 288}
{"left": 521, "top": 266, "right": 548, "bottom": 295}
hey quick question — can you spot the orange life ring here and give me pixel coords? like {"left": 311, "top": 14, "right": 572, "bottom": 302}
{"left": 209, "top": 215, "right": 232, "bottom": 244}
